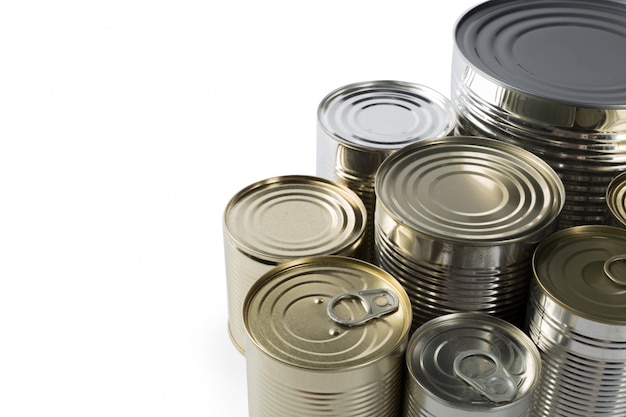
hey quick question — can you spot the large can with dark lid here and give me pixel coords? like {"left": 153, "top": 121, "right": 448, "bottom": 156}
{"left": 374, "top": 135, "right": 564, "bottom": 329}
{"left": 223, "top": 175, "right": 367, "bottom": 353}
{"left": 527, "top": 225, "right": 626, "bottom": 416}
{"left": 316, "top": 80, "right": 456, "bottom": 262}
{"left": 402, "top": 312, "right": 540, "bottom": 417}
{"left": 451, "top": 0, "right": 626, "bottom": 229}
{"left": 243, "top": 255, "right": 412, "bottom": 417}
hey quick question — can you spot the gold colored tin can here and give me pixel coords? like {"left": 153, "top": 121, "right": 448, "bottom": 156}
{"left": 606, "top": 171, "right": 626, "bottom": 228}
{"left": 243, "top": 256, "right": 412, "bottom": 417}
{"left": 223, "top": 175, "right": 366, "bottom": 353}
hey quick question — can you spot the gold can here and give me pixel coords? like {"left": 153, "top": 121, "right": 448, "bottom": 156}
{"left": 243, "top": 256, "right": 412, "bottom": 417}
{"left": 223, "top": 175, "right": 366, "bottom": 353}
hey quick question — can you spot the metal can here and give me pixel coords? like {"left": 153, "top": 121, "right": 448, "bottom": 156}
{"left": 243, "top": 256, "right": 412, "bottom": 417}
{"left": 375, "top": 135, "right": 564, "bottom": 329}
{"left": 527, "top": 225, "right": 626, "bottom": 416}
{"left": 606, "top": 171, "right": 626, "bottom": 227}
{"left": 223, "top": 175, "right": 366, "bottom": 353}
{"left": 451, "top": 0, "right": 626, "bottom": 229}
{"left": 403, "top": 312, "right": 541, "bottom": 417}
{"left": 316, "top": 80, "right": 456, "bottom": 262}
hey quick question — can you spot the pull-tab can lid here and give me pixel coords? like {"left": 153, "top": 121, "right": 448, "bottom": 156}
{"left": 406, "top": 312, "right": 540, "bottom": 409}
{"left": 532, "top": 225, "right": 626, "bottom": 324}
{"left": 243, "top": 256, "right": 411, "bottom": 369}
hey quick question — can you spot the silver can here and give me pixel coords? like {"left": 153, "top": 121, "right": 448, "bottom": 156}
{"left": 606, "top": 171, "right": 626, "bottom": 227}
{"left": 403, "top": 312, "right": 540, "bottom": 417}
{"left": 451, "top": 0, "right": 626, "bottom": 229}
{"left": 243, "top": 256, "right": 412, "bottom": 417}
{"left": 223, "top": 175, "right": 366, "bottom": 353}
{"left": 527, "top": 225, "right": 626, "bottom": 416}
{"left": 317, "top": 80, "right": 456, "bottom": 262}
{"left": 375, "top": 136, "right": 564, "bottom": 329}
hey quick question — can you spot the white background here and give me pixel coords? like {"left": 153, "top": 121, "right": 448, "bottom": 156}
{"left": 0, "top": 1, "right": 479, "bottom": 415}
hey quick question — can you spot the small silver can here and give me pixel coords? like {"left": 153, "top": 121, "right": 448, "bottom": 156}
{"left": 223, "top": 175, "right": 366, "bottom": 353}
{"left": 403, "top": 312, "right": 541, "bottom": 417}
{"left": 316, "top": 80, "right": 456, "bottom": 262}
{"left": 606, "top": 171, "right": 626, "bottom": 227}
{"left": 244, "top": 256, "right": 412, "bottom": 417}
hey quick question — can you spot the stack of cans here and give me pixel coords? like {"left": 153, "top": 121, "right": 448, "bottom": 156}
{"left": 451, "top": 0, "right": 626, "bottom": 229}
{"left": 374, "top": 135, "right": 564, "bottom": 329}
{"left": 317, "top": 80, "right": 457, "bottom": 262}
{"left": 527, "top": 226, "right": 626, "bottom": 416}
{"left": 223, "top": 175, "right": 366, "bottom": 353}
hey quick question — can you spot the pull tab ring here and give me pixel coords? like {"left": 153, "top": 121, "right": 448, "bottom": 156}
{"left": 453, "top": 350, "right": 518, "bottom": 403}
{"left": 327, "top": 289, "right": 399, "bottom": 327}
{"left": 604, "top": 254, "right": 626, "bottom": 287}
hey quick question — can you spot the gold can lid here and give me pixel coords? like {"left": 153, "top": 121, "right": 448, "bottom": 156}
{"left": 533, "top": 225, "right": 626, "bottom": 324}
{"left": 243, "top": 256, "right": 412, "bottom": 369}
{"left": 224, "top": 175, "right": 366, "bottom": 261}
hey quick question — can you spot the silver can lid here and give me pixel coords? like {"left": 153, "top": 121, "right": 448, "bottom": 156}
{"left": 607, "top": 171, "right": 626, "bottom": 227}
{"left": 406, "top": 312, "right": 540, "bottom": 407}
{"left": 224, "top": 175, "right": 366, "bottom": 261}
{"left": 533, "top": 225, "right": 626, "bottom": 325}
{"left": 243, "top": 256, "right": 412, "bottom": 369}
{"left": 317, "top": 80, "right": 456, "bottom": 150}
{"left": 454, "top": 0, "right": 626, "bottom": 108}
{"left": 375, "top": 136, "right": 564, "bottom": 243}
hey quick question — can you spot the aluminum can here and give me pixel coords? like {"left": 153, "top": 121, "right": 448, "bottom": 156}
{"left": 527, "top": 225, "right": 626, "bottom": 416}
{"left": 223, "top": 175, "right": 366, "bottom": 353}
{"left": 451, "top": 0, "right": 626, "bottom": 229}
{"left": 243, "top": 256, "right": 412, "bottom": 417}
{"left": 606, "top": 171, "right": 626, "bottom": 227}
{"left": 375, "top": 136, "right": 564, "bottom": 329}
{"left": 316, "top": 80, "right": 456, "bottom": 262}
{"left": 402, "top": 312, "right": 540, "bottom": 417}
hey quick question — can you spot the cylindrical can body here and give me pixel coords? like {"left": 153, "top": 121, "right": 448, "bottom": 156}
{"left": 316, "top": 80, "right": 456, "bottom": 262}
{"left": 451, "top": 0, "right": 626, "bottom": 230}
{"left": 375, "top": 136, "right": 564, "bottom": 329}
{"left": 244, "top": 256, "right": 412, "bottom": 417}
{"left": 223, "top": 175, "right": 366, "bottom": 353}
{"left": 527, "top": 225, "right": 626, "bottom": 416}
{"left": 403, "top": 312, "right": 541, "bottom": 417}
{"left": 606, "top": 171, "right": 626, "bottom": 227}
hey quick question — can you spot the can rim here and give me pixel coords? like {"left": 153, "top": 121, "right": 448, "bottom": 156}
{"left": 531, "top": 225, "right": 626, "bottom": 325}
{"left": 317, "top": 80, "right": 456, "bottom": 151}
{"left": 223, "top": 175, "right": 367, "bottom": 261}
{"left": 243, "top": 255, "right": 412, "bottom": 371}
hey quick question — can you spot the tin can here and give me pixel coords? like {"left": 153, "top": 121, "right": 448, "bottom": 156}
{"left": 243, "top": 256, "right": 412, "bottom": 417}
{"left": 316, "top": 80, "right": 456, "bottom": 262}
{"left": 223, "top": 175, "right": 366, "bottom": 353}
{"left": 527, "top": 225, "right": 626, "bottom": 416}
{"left": 606, "top": 171, "right": 626, "bottom": 227}
{"left": 375, "top": 136, "right": 564, "bottom": 329}
{"left": 403, "top": 312, "right": 540, "bottom": 417}
{"left": 451, "top": 0, "right": 626, "bottom": 229}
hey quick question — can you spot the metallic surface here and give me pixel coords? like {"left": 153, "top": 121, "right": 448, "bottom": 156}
{"left": 243, "top": 256, "right": 411, "bottom": 417}
{"left": 316, "top": 80, "right": 456, "bottom": 261}
{"left": 402, "top": 312, "right": 540, "bottom": 417}
{"left": 374, "top": 136, "right": 564, "bottom": 328}
{"left": 223, "top": 175, "right": 366, "bottom": 353}
{"left": 606, "top": 171, "right": 626, "bottom": 227}
{"left": 527, "top": 225, "right": 626, "bottom": 416}
{"left": 452, "top": 0, "right": 626, "bottom": 230}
